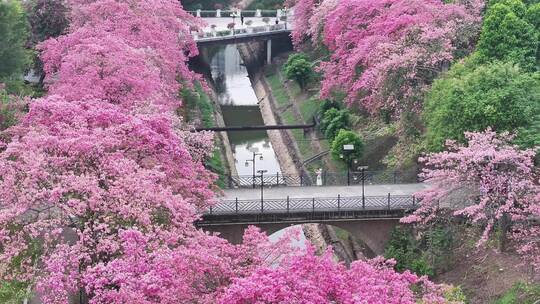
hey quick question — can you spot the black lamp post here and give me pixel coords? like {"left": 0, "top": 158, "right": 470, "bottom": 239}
{"left": 340, "top": 144, "right": 356, "bottom": 186}
{"left": 257, "top": 169, "right": 268, "bottom": 208}
{"left": 358, "top": 166, "right": 369, "bottom": 208}
{"left": 245, "top": 151, "right": 263, "bottom": 188}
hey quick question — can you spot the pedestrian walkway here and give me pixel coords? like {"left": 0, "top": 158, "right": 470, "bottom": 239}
{"left": 221, "top": 183, "right": 428, "bottom": 200}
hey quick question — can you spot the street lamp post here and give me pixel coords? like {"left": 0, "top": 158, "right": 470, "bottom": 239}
{"left": 358, "top": 166, "right": 369, "bottom": 208}
{"left": 257, "top": 169, "right": 268, "bottom": 210}
{"left": 341, "top": 144, "right": 355, "bottom": 186}
{"left": 245, "top": 151, "right": 263, "bottom": 188}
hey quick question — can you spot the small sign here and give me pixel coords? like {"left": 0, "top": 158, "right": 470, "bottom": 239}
{"left": 343, "top": 144, "right": 354, "bottom": 151}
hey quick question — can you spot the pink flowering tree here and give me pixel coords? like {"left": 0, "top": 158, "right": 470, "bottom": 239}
{"left": 220, "top": 247, "right": 446, "bottom": 303}
{"left": 0, "top": 0, "right": 234, "bottom": 302}
{"left": 401, "top": 129, "right": 540, "bottom": 271}
{"left": 0, "top": 0, "right": 453, "bottom": 302}
{"left": 78, "top": 227, "right": 300, "bottom": 303}
{"left": 289, "top": 0, "right": 483, "bottom": 116}
{"left": 286, "top": 0, "right": 318, "bottom": 47}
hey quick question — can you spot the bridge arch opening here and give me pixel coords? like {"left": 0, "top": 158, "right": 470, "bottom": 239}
{"left": 266, "top": 223, "right": 382, "bottom": 263}
{"left": 202, "top": 218, "right": 402, "bottom": 260}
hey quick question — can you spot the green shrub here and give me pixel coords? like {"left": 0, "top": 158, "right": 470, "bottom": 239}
{"left": 330, "top": 129, "right": 364, "bottom": 164}
{"left": 384, "top": 228, "right": 424, "bottom": 273}
{"left": 424, "top": 61, "right": 540, "bottom": 151}
{"left": 476, "top": 0, "right": 539, "bottom": 70}
{"left": 384, "top": 226, "right": 454, "bottom": 277}
{"left": 320, "top": 108, "right": 351, "bottom": 141}
{"left": 317, "top": 99, "right": 342, "bottom": 117}
{"left": 283, "top": 53, "right": 313, "bottom": 90}
{"left": 0, "top": 281, "right": 30, "bottom": 304}
{"left": 443, "top": 285, "right": 468, "bottom": 303}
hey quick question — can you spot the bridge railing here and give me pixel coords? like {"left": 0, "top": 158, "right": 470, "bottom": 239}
{"left": 187, "top": 10, "right": 286, "bottom": 18}
{"left": 195, "top": 23, "right": 290, "bottom": 42}
{"left": 208, "top": 194, "right": 417, "bottom": 215}
{"left": 223, "top": 170, "right": 419, "bottom": 189}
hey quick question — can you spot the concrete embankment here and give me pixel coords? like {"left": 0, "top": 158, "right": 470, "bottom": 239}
{"left": 236, "top": 41, "right": 363, "bottom": 262}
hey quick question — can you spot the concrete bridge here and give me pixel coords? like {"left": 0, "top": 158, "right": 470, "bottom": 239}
{"left": 198, "top": 183, "right": 426, "bottom": 255}
{"left": 189, "top": 9, "right": 294, "bottom": 63}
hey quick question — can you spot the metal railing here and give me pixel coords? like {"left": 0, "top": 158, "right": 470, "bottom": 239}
{"left": 223, "top": 170, "right": 419, "bottom": 189}
{"left": 187, "top": 10, "right": 286, "bottom": 18}
{"left": 207, "top": 194, "right": 417, "bottom": 215}
{"left": 194, "top": 24, "right": 291, "bottom": 42}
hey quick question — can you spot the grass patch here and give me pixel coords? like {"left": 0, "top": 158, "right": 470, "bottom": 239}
{"left": 282, "top": 109, "right": 313, "bottom": 160}
{"left": 495, "top": 282, "right": 540, "bottom": 304}
{"left": 267, "top": 73, "right": 290, "bottom": 107}
{"left": 287, "top": 79, "right": 302, "bottom": 98}
{"left": 299, "top": 97, "right": 319, "bottom": 122}
{"left": 282, "top": 109, "right": 296, "bottom": 125}
{"left": 291, "top": 129, "right": 312, "bottom": 159}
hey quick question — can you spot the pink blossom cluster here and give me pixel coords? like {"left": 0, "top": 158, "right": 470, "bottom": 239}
{"left": 290, "top": 0, "right": 483, "bottom": 115}
{"left": 0, "top": 0, "right": 452, "bottom": 302}
{"left": 0, "top": 0, "right": 237, "bottom": 302}
{"left": 401, "top": 129, "right": 540, "bottom": 272}
{"left": 220, "top": 247, "right": 446, "bottom": 303}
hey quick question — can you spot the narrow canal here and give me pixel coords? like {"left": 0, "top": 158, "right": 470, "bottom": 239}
{"left": 210, "top": 44, "right": 282, "bottom": 176}
{"left": 209, "top": 43, "right": 307, "bottom": 247}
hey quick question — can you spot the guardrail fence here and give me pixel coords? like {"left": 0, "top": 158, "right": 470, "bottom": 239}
{"left": 208, "top": 194, "right": 417, "bottom": 215}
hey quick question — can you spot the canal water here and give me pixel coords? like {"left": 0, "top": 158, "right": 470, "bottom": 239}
{"left": 210, "top": 44, "right": 282, "bottom": 176}
{"left": 209, "top": 44, "right": 308, "bottom": 245}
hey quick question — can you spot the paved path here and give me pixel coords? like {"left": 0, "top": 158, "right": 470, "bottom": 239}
{"left": 220, "top": 183, "right": 428, "bottom": 200}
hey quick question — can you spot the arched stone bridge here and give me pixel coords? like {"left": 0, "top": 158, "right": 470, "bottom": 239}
{"left": 198, "top": 183, "right": 426, "bottom": 255}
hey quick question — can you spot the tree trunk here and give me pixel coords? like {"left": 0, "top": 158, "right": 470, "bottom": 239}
{"left": 498, "top": 213, "right": 510, "bottom": 252}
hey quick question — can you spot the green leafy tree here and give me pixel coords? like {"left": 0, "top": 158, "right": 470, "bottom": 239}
{"left": 330, "top": 129, "right": 364, "bottom": 164}
{"left": 317, "top": 99, "right": 341, "bottom": 117}
{"left": 320, "top": 108, "right": 350, "bottom": 141}
{"left": 283, "top": 53, "right": 313, "bottom": 90}
{"left": 0, "top": 0, "right": 30, "bottom": 83}
{"left": 424, "top": 60, "right": 540, "bottom": 151}
{"left": 476, "top": 0, "right": 539, "bottom": 70}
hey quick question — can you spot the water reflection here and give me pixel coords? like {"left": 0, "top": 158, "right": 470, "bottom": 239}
{"left": 210, "top": 44, "right": 282, "bottom": 176}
